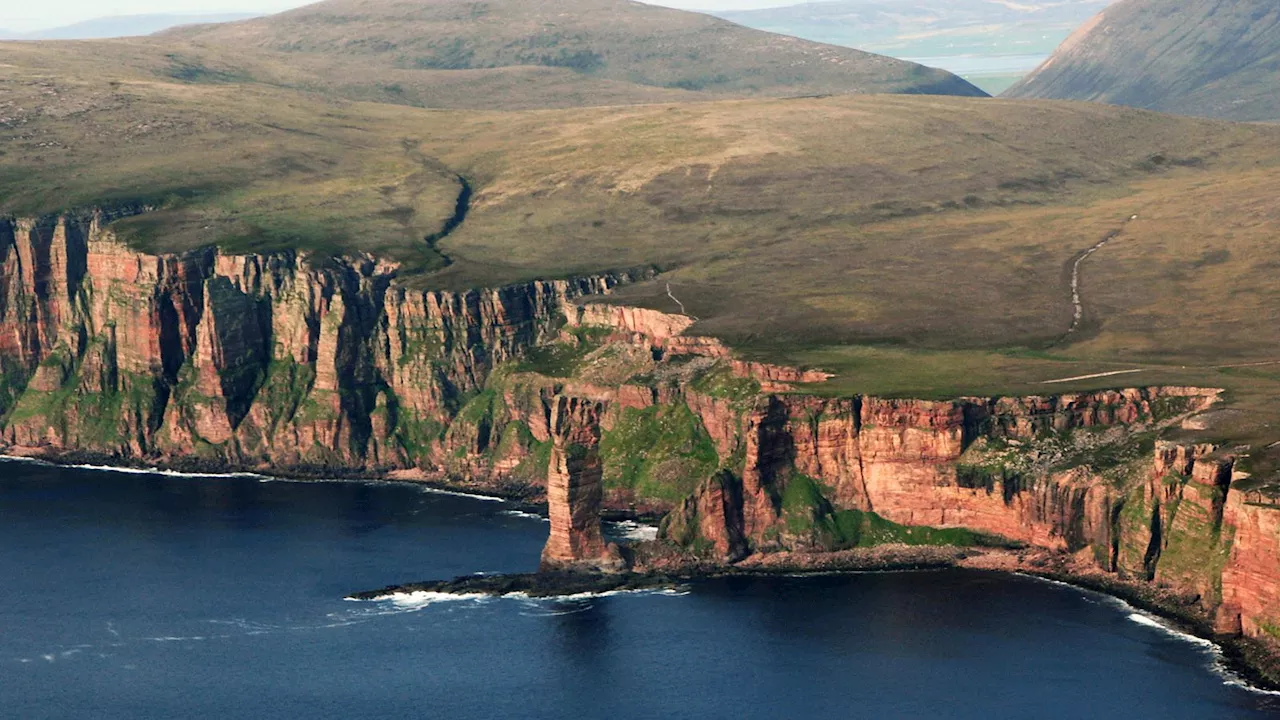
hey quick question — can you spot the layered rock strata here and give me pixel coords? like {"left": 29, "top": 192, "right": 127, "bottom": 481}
{"left": 539, "top": 300, "right": 1279, "bottom": 650}
{"left": 3, "top": 210, "right": 1279, "bottom": 657}
{"left": 0, "top": 211, "right": 633, "bottom": 477}
{"left": 540, "top": 395, "right": 625, "bottom": 572}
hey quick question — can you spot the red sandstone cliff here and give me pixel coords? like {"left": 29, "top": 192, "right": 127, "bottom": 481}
{"left": 1220, "top": 489, "right": 1280, "bottom": 640}
{"left": 0, "top": 210, "right": 631, "bottom": 477}
{"left": 540, "top": 395, "right": 626, "bottom": 572}
{"left": 3, "top": 209, "right": 1278, "bottom": 657}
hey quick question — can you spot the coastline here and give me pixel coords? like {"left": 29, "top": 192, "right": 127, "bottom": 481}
{"left": 708, "top": 544, "right": 1280, "bottom": 693}
{"left": 0, "top": 446, "right": 546, "bottom": 508}
{"left": 0, "top": 447, "right": 676, "bottom": 523}
{"left": 8, "top": 447, "right": 1280, "bottom": 693}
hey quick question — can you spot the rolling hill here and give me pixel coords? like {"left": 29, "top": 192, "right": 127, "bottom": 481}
{"left": 1005, "top": 0, "right": 1280, "bottom": 121}
{"left": 10, "top": 13, "right": 262, "bottom": 40}
{"left": 162, "top": 0, "right": 986, "bottom": 107}
{"left": 4, "top": 35, "right": 1280, "bottom": 415}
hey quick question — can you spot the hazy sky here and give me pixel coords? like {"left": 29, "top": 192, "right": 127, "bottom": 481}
{"left": 0, "top": 0, "right": 795, "bottom": 32}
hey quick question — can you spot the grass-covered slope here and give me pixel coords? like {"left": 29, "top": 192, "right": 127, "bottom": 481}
{"left": 0, "top": 40, "right": 467, "bottom": 266}
{"left": 1005, "top": 0, "right": 1280, "bottom": 122}
{"left": 4, "top": 31, "right": 1280, "bottom": 468}
{"left": 163, "top": 0, "right": 986, "bottom": 107}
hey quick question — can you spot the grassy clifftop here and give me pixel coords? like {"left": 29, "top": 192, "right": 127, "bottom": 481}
{"left": 4, "top": 5, "right": 1280, "bottom": 472}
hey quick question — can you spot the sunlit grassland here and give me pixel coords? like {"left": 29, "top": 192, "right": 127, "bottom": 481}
{"left": 3, "top": 38, "right": 1280, "bottom": 476}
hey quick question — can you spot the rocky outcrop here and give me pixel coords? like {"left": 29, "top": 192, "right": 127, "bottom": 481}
{"left": 662, "top": 470, "right": 748, "bottom": 561}
{"left": 3, "top": 209, "right": 1277, "bottom": 662}
{"left": 565, "top": 305, "right": 830, "bottom": 391}
{"left": 540, "top": 395, "right": 626, "bottom": 572}
{"left": 0, "top": 210, "right": 633, "bottom": 477}
{"left": 657, "top": 383, "right": 1280, "bottom": 657}
{"left": 663, "top": 388, "right": 1216, "bottom": 552}
{"left": 1219, "top": 490, "right": 1280, "bottom": 640}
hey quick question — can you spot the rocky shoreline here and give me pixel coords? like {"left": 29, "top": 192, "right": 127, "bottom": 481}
{"left": 4, "top": 217, "right": 1278, "bottom": 694}
{"left": 350, "top": 540, "right": 1280, "bottom": 693}
{"left": 0, "top": 446, "right": 679, "bottom": 526}
{"left": 990, "top": 557, "right": 1280, "bottom": 694}
{"left": 740, "top": 544, "right": 1280, "bottom": 692}
{"left": 348, "top": 571, "right": 687, "bottom": 600}
{"left": 10, "top": 447, "right": 1280, "bottom": 692}
{"left": 1, "top": 444, "right": 555, "bottom": 505}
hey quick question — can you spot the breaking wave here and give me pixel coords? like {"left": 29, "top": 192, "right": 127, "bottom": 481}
{"left": 605, "top": 520, "right": 659, "bottom": 541}
{"left": 414, "top": 486, "right": 504, "bottom": 502}
{"left": 1017, "top": 573, "right": 1280, "bottom": 696}
{"left": 499, "top": 509, "right": 548, "bottom": 521}
{"left": 0, "top": 455, "right": 264, "bottom": 480}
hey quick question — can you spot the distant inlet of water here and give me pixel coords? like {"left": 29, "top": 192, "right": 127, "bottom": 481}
{"left": 905, "top": 53, "right": 1047, "bottom": 76}
{"left": 2, "top": 460, "right": 1279, "bottom": 719}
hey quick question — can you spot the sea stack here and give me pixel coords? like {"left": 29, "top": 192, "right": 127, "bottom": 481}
{"left": 540, "top": 395, "right": 626, "bottom": 573}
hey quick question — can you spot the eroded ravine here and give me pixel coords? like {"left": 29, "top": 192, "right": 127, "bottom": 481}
{"left": 422, "top": 173, "right": 472, "bottom": 266}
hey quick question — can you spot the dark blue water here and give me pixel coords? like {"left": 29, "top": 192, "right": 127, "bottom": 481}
{"left": 2, "top": 459, "right": 1278, "bottom": 719}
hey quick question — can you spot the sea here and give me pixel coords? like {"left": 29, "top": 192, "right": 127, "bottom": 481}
{"left": 2, "top": 458, "right": 1278, "bottom": 719}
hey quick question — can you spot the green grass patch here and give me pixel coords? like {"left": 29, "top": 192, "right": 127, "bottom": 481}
{"left": 395, "top": 412, "right": 447, "bottom": 463}
{"left": 1157, "top": 480, "right": 1235, "bottom": 604}
{"left": 1053, "top": 431, "right": 1158, "bottom": 478}
{"left": 782, "top": 473, "right": 990, "bottom": 549}
{"left": 600, "top": 402, "right": 719, "bottom": 502}
{"left": 512, "top": 437, "right": 554, "bottom": 481}
{"left": 254, "top": 357, "right": 317, "bottom": 431}
{"left": 829, "top": 508, "right": 987, "bottom": 548}
{"left": 456, "top": 387, "right": 499, "bottom": 425}
{"left": 688, "top": 363, "right": 761, "bottom": 408}
{"left": 5, "top": 360, "right": 159, "bottom": 450}
{"left": 517, "top": 342, "right": 596, "bottom": 378}
{"left": 0, "top": 362, "right": 32, "bottom": 420}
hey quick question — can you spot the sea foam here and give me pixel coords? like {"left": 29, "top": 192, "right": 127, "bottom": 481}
{"left": 1017, "top": 573, "right": 1280, "bottom": 695}
{"left": 606, "top": 520, "right": 659, "bottom": 541}
{"left": 0, "top": 454, "right": 264, "bottom": 480}
{"left": 499, "top": 509, "right": 548, "bottom": 521}
{"left": 415, "top": 486, "right": 504, "bottom": 502}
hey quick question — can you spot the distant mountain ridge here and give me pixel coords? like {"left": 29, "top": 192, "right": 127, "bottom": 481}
{"left": 1005, "top": 0, "right": 1280, "bottom": 121}
{"left": 0, "top": 13, "right": 261, "bottom": 40}
{"left": 164, "top": 0, "right": 986, "bottom": 103}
